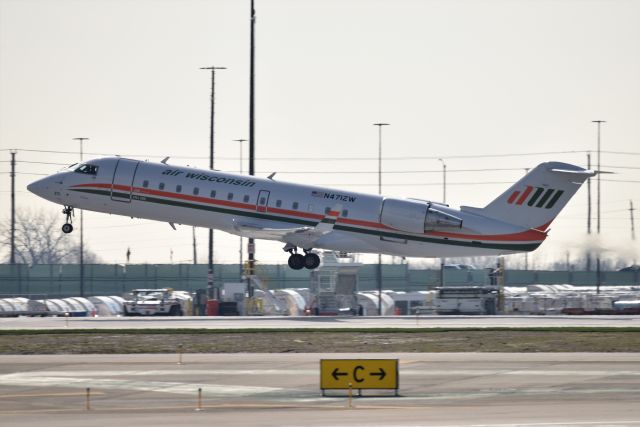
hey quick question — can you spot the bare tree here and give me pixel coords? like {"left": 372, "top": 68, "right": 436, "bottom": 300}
{"left": 1, "top": 208, "right": 100, "bottom": 264}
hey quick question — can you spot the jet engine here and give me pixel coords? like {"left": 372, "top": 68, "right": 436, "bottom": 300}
{"left": 424, "top": 206, "right": 463, "bottom": 230}
{"left": 380, "top": 198, "right": 462, "bottom": 234}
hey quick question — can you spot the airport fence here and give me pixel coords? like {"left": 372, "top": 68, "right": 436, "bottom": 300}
{"left": 0, "top": 263, "right": 638, "bottom": 298}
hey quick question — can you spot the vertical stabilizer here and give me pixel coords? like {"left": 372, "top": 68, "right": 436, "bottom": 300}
{"left": 479, "top": 162, "right": 594, "bottom": 230}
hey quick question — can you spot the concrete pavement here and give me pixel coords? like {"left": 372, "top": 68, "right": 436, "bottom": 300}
{"left": 2, "top": 314, "right": 640, "bottom": 330}
{"left": 1, "top": 353, "right": 639, "bottom": 426}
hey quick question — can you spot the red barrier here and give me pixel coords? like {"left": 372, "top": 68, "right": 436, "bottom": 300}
{"left": 206, "top": 299, "right": 219, "bottom": 316}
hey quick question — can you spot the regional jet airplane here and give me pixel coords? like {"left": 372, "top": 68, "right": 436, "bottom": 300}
{"left": 28, "top": 157, "right": 594, "bottom": 269}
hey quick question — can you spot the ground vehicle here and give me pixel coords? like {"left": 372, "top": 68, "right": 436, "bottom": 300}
{"left": 122, "top": 288, "right": 184, "bottom": 316}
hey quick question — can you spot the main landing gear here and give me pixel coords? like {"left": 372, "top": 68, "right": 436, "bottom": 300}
{"left": 61, "top": 206, "right": 74, "bottom": 234}
{"left": 284, "top": 245, "right": 320, "bottom": 270}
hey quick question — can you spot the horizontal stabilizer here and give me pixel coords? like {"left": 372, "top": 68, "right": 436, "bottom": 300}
{"left": 549, "top": 167, "right": 596, "bottom": 177}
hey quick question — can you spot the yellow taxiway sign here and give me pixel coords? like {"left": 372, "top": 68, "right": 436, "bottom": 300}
{"left": 320, "top": 359, "right": 398, "bottom": 392}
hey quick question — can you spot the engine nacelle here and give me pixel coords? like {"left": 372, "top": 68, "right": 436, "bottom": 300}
{"left": 380, "top": 198, "right": 463, "bottom": 234}
{"left": 380, "top": 198, "right": 428, "bottom": 234}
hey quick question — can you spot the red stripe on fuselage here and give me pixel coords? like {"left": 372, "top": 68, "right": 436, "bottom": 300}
{"left": 425, "top": 227, "right": 547, "bottom": 242}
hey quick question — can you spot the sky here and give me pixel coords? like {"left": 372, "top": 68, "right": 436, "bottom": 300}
{"left": 1, "top": 0, "right": 639, "bottom": 268}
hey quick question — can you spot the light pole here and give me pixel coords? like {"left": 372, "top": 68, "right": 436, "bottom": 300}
{"left": 592, "top": 120, "right": 605, "bottom": 294}
{"left": 592, "top": 120, "right": 605, "bottom": 234}
{"left": 234, "top": 138, "right": 247, "bottom": 279}
{"left": 247, "top": 0, "right": 256, "bottom": 297}
{"left": 586, "top": 152, "right": 592, "bottom": 271}
{"left": 9, "top": 150, "right": 16, "bottom": 264}
{"left": 438, "top": 158, "right": 446, "bottom": 286}
{"left": 373, "top": 123, "right": 389, "bottom": 316}
{"left": 201, "top": 65, "right": 226, "bottom": 300}
{"left": 73, "top": 137, "right": 89, "bottom": 297}
{"left": 438, "top": 158, "right": 446, "bottom": 204}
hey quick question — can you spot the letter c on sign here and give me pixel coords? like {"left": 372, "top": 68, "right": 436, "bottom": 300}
{"left": 353, "top": 365, "right": 365, "bottom": 383}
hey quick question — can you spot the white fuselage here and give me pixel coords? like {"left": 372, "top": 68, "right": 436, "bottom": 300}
{"left": 28, "top": 157, "right": 547, "bottom": 258}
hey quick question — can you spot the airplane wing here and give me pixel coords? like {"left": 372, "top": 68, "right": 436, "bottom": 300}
{"left": 233, "top": 204, "right": 342, "bottom": 248}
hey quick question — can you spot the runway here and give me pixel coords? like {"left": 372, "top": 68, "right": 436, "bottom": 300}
{"left": 1, "top": 353, "right": 639, "bottom": 426}
{"left": 1, "top": 315, "right": 640, "bottom": 330}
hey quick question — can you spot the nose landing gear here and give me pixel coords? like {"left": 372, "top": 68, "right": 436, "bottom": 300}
{"left": 284, "top": 245, "right": 321, "bottom": 270}
{"left": 61, "top": 206, "right": 74, "bottom": 234}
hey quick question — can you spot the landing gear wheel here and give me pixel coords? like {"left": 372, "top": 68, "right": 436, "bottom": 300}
{"left": 304, "top": 253, "right": 321, "bottom": 269}
{"left": 62, "top": 206, "right": 74, "bottom": 234}
{"left": 288, "top": 253, "right": 305, "bottom": 270}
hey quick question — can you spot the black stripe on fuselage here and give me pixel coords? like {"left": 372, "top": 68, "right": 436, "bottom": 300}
{"left": 71, "top": 187, "right": 542, "bottom": 252}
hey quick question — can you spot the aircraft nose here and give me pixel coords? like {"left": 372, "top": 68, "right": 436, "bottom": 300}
{"left": 27, "top": 175, "right": 61, "bottom": 199}
{"left": 27, "top": 177, "right": 47, "bottom": 196}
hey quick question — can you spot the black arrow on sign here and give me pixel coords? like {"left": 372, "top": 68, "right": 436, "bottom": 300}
{"left": 332, "top": 368, "right": 348, "bottom": 381}
{"left": 369, "top": 368, "right": 386, "bottom": 380}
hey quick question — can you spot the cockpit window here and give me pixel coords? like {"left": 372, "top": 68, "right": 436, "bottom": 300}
{"left": 74, "top": 163, "right": 99, "bottom": 175}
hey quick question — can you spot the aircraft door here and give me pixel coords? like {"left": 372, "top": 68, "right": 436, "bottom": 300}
{"left": 111, "top": 158, "right": 139, "bottom": 202}
{"left": 256, "top": 190, "right": 270, "bottom": 213}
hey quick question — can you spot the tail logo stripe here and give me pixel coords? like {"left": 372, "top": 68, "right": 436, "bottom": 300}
{"left": 515, "top": 186, "right": 533, "bottom": 205}
{"left": 508, "top": 186, "right": 565, "bottom": 209}
{"left": 544, "top": 190, "right": 564, "bottom": 209}
{"left": 507, "top": 191, "right": 520, "bottom": 204}
{"left": 527, "top": 187, "right": 545, "bottom": 206}
{"left": 535, "top": 189, "right": 555, "bottom": 208}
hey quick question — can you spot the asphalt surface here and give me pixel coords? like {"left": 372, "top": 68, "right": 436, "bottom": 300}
{"left": 2, "top": 315, "right": 640, "bottom": 330}
{"left": 1, "top": 353, "right": 640, "bottom": 426}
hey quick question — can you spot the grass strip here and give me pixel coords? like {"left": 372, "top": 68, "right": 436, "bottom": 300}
{"left": 1, "top": 328, "right": 640, "bottom": 354}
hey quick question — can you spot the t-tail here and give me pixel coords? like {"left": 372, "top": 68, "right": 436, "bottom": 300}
{"left": 469, "top": 161, "right": 595, "bottom": 231}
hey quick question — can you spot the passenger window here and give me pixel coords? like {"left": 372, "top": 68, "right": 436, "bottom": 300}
{"left": 259, "top": 197, "right": 266, "bottom": 205}
{"left": 210, "top": 190, "right": 216, "bottom": 198}
{"left": 176, "top": 185, "right": 182, "bottom": 193}
{"left": 276, "top": 200, "right": 282, "bottom": 208}
{"left": 142, "top": 180, "right": 149, "bottom": 188}
{"left": 227, "top": 193, "right": 234, "bottom": 200}
{"left": 342, "top": 209, "right": 349, "bottom": 218}
{"left": 292, "top": 202, "right": 299, "bottom": 210}
{"left": 324, "top": 207, "right": 331, "bottom": 214}
{"left": 159, "top": 182, "right": 165, "bottom": 190}
{"left": 243, "top": 195, "right": 250, "bottom": 203}
{"left": 193, "top": 187, "right": 199, "bottom": 195}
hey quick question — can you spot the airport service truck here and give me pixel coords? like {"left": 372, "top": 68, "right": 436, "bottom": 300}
{"left": 122, "top": 288, "right": 186, "bottom": 316}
